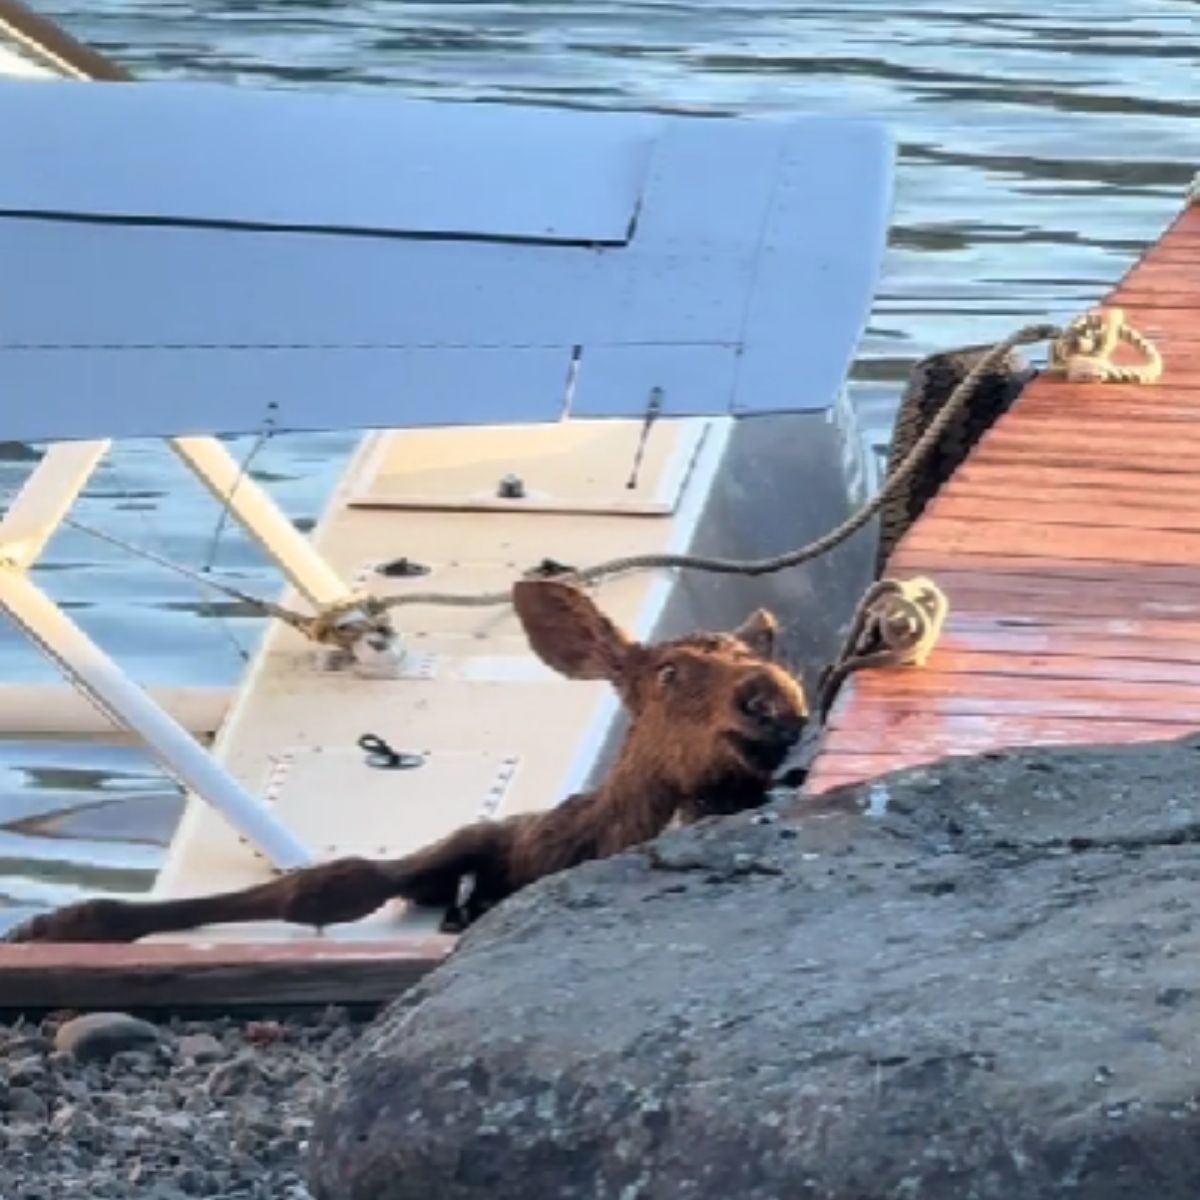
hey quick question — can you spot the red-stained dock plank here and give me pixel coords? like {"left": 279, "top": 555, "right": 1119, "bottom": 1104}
{"left": 805, "top": 198, "right": 1200, "bottom": 797}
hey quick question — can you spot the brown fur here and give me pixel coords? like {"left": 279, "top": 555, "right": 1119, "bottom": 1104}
{"left": 6, "top": 581, "right": 808, "bottom": 945}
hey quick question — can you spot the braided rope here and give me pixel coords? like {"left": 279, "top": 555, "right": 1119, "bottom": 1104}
{"left": 816, "top": 576, "right": 949, "bottom": 718}
{"left": 58, "top": 314, "right": 1164, "bottom": 639}
{"left": 1047, "top": 307, "right": 1162, "bottom": 386}
{"left": 363, "top": 323, "right": 1063, "bottom": 616}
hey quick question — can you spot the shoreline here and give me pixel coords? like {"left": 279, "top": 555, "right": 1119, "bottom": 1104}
{"left": 0, "top": 1006, "right": 370, "bottom": 1200}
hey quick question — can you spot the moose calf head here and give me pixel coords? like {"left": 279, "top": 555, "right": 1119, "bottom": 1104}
{"left": 513, "top": 580, "right": 809, "bottom": 815}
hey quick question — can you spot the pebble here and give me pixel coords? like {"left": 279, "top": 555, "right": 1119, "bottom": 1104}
{"left": 55, "top": 1013, "right": 162, "bottom": 1062}
{"left": 9, "top": 1055, "right": 46, "bottom": 1084}
{"left": 0, "top": 1008, "right": 366, "bottom": 1200}
{"left": 177, "top": 1032, "right": 225, "bottom": 1064}
{"left": 7, "top": 1086, "right": 49, "bottom": 1121}
{"left": 205, "top": 1050, "right": 267, "bottom": 1098}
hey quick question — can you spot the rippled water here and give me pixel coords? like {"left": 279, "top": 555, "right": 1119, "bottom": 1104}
{"left": 2, "top": 0, "right": 1197, "bottom": 927}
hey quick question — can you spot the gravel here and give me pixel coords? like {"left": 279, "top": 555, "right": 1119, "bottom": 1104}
{"left": 0, "top": 1006, "right": 369, "bottom": 1200}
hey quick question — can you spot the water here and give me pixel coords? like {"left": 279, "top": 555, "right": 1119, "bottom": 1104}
{"left": 2, "top": 0, "right": 1197, "bottom": 929}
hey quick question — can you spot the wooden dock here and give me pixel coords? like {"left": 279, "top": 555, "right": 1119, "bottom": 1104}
{"left": 806, "top": 199, "right": 1200, "bottom": 795}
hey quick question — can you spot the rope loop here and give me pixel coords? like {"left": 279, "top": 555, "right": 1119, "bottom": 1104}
{"left": 1047, "top": 307, "right": 1162, "bottom": 386}
{"left": 815, "top": 577, "right": 949, "bottom": 718}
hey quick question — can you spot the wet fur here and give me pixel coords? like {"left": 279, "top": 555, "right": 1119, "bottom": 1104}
{"left": 8, "top": 582, "right": 808, "bottom": 944}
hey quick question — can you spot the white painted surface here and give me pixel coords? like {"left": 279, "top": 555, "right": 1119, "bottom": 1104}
{"left": 0, "top": 79, "right": 656, "bottom": 240}
{"left": 0, "top": 41, "right": 51, "bottom": 77}
{"left": 1, "top": 86, "right": 894, "bottom": 440}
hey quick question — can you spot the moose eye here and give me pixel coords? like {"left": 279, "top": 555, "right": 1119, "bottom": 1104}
{"left": 656, "top": 663, "right": 679, "bottom": 688}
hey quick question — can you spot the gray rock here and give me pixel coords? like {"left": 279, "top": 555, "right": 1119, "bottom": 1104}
{"left": 3, "top": 1032, "right": 52, "bottom": 1056}
{"left": 177, "top": 1033, "right": 225, "bottom": 1065}
{"left": 206, "top": 1051, "right": 267, "bottom": 1099}
{"left": 7, "top": 1086, "right": 49, "bottom": 1122}
{"left": 8, "top": 1054, "right": 46, "bottom": 1085}
{"left": 55, "top": 1013, "right": 162, "bottom": 1062}
{"left": 1, "top": 1009, "right": 363, "bottom": 1198}
{"left": 110, "top": 1048, "right": 160, "bottom": 1074}
{"left": 162, "top": 1112, "right": 197, "bottom": 1135}
{"left": 310, "top": 733, "right": 1200, "bottom": 1200}
{"left": 143, "top": 1186, "right": 189, "bottom": 1200}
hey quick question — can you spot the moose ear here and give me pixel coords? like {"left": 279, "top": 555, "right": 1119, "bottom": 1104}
{"left": 731, "top": 608, "right": 778, "bottom": 660}
{"left": 512, "top": 580, "right": 636, "bottom": 681}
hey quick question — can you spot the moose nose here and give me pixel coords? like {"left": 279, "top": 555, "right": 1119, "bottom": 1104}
{"left": 750, "top": 704, "right": 804, "bottom": 747}
{"left": 741, "top": 677, "right": 808, "bottom": 742}
{"left": 775, "top": 711, "right": 805, "bottom": 747}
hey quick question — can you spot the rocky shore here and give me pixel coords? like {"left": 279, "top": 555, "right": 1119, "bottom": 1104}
{"left": 0, "top": 1006, "right": 369, "bottom": 1200}
{"left": 310, "top": 734, "right": 1200, "bottom": 1200}
{"left": 9, "top": 735, "right": 1200, "bottom": 1199}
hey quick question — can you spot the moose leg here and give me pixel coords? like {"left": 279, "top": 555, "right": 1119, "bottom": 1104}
{"left": 5, "top": 822, "right": 514, "bottom": 944}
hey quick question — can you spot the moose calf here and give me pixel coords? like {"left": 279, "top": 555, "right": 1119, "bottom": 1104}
{"left": 8, "top": 580, "right": 808, "bottom": 944}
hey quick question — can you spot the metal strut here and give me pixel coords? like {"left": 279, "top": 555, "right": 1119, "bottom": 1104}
{"left": 0, "top": 435, "right": 380, "bottom": 872}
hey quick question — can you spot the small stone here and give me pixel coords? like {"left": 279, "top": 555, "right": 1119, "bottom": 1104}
{"left": 8, "top": 1055, "right": 46, "bottom": 1085}
{"left": 111, "top": 1048, "right": 159, "bottom": 1074}
{"left": 178, "top": 1033, "right": 225, "bottom": 1064}
{"left": 1156, "top": 986, "right": 1191, "bottom": 1008}
{"left": 58, "top": 1076, "right": 88, "bottom": 1101}
{"left": 144, "top": 1185, "right": 189, "bottom": 1200}
{"left": 317, "top": 1005, "right": 349, "bottom": 1029}
{"left": 110, "top": 1122, "right": 145, "bottom": 1146}
{"left": 7, "top": 1086, "right": 48, "bottom": 1122}
{"left": 49, "top": 1103, "right": 76, "bottom": 1132}
{"left": 206, "top": 1051, "right": 266, "bottom": 1099}
{"left": 245, "top": 1020, "right": 285, "bottom": 1046}
{"left": 3, "top": 1032, "right": 52, "bottom": 1056}
{"left": 178, "top": 1166, "right": 214, "bottom": 1196}
{"left": 162, "top": 1112, "right": 195, "bottom": 1135}
{"left": 55, "top": 1013, "right": 162, "bottom": 1062}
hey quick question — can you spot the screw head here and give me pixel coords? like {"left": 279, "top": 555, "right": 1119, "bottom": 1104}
{"left": 497, "top": 473, "right": 526, "bottom": 499}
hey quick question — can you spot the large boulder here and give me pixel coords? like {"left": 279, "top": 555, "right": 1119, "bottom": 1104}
{"left": 310, "top": 736, "right": 1200, "bottom": 1199}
